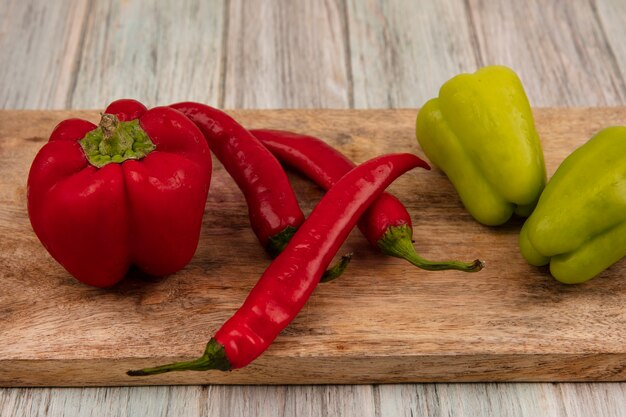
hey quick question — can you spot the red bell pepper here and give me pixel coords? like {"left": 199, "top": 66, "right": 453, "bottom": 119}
{"left": 27, "top": 99, "right": 212, "bottom": 287}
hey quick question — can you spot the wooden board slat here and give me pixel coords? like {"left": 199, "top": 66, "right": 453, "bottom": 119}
{"left": 468, "top": 0, "right": 626, "bottom": 106}
{"left": 596, "top": 0, "right": 626, "bottom": 86}
{"left": 1, "top": 383, "right": 625, "bottom": 416}
{"left": 223, "top": 0, "right": 350, "bottom": 109}
{"left": 68, "top": 0, "right": 225, "bottom": 109}
{"left": 346, "top": 0, "right": 480, "bottom": 108}
{"left": 0, "top": 0, "right": 89, "bottom": 109}
{"left": 0, "top": 108, "right": 624, "bottom": 386}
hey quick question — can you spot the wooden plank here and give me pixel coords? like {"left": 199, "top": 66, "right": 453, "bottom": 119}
{"left": 0, "top": 386, "right": 204, "bottom": 417}
{"left": 559, "top": 382, "right": 626, "bottom": 417}
{"left": 595, "top": 0, "right": 626, "bottom": 85}
{"left": 377, "top": 382, "right": 626, "bottom": 417}
{"left": 1, "top": 383, "right": 624, "bottom": 416}
{"left": 222, "top": 0, "right": 350, "bottom": 108}
{"left": 468, "top": 0, "right": 626, "bottom": 106}
{"left": 203, "top": 385, "right": 371, "bottom": 417}
{"left": 0, "top": 0, "right": 88, "bottom": 109}
{"left": 68, "top": 0, "right": 225, "bottom": 109}
{"left": 1, "top": 108, "right": 625, "bottom": 386}
{"left": 346, "top": 0, "right": 480, "bottom": 108}
{"left": 378, "top": 383, "right": 561, "bottom": 417}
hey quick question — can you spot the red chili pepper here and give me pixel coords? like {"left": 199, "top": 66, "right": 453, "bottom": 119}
{"left": 27, "top": 99, "right": 212, "bottom": 287}
{"left": 253, "top": 129, "right": 483, "bottom": 273}
{"left": 169, "top": 102, "right": 305, "bottom": 256}
{"left": 127, "top": 153, "right": 426, "bottom": 375}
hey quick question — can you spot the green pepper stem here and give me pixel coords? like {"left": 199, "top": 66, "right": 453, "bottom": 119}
{"left": 320, "top": 253, "right": 353, "bottom": 283}
{"left": 268, "top": 227, "right": 352, "bottom": 282}
{"left": 127, "top": 338, "right": 231, "bottom": 376}
{"left": 378, "top": 225, "right": 484, "bottom": 272}
{"left": 100, "top": 113, "right": 119, "bottom": 139}
{"left": 266, "top": 226, "right": 298, "bottom": 257}
{"left": 79, "top": 114, "right": 155, "bottom": 168}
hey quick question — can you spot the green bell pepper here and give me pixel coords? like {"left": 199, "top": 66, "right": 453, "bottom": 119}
{"left": 519, "top": 126, "right": 626, "bottom": 284}
{"left": 416, "top": 65, "right": 546, "bottom": 225}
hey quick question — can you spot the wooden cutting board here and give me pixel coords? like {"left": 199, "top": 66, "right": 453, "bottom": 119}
{"left": 0, "top": 108, "right": 624, "bottom": 387}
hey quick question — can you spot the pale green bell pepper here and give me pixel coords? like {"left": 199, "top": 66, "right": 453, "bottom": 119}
{"left": 520, "top": 126, "right": 626, "bottom": 284}
{"left": 416, "top": 65, "right": 546, "bottom": 225}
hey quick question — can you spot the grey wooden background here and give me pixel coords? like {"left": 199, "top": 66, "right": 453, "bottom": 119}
{"left": 1, "top": 0, "right": 625, "bottom": 416}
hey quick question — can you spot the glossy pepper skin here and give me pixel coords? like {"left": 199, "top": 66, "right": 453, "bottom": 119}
{"left": 27, "top": 99, "right": 212, "bottom": 287}
{"left": 519, "top": 126, "right": 626, "bottom": 284}
{"left": 253, "top": 129, "right": 483, "bottom": 273}
{"left": 128, "top": 153, "right": 425, "bottom": 375}
{"left": 416, "top": 65, "right": 546, "bottom": 226}
{"left": 169, "top": 102, "right": 305, "bottom": 256}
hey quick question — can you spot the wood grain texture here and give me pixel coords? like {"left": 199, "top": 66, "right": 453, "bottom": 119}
{"left": 346, "top": 0, "right": 480, "bottom": 108}
{"left": 0, "top": 0, "right": 89, "bottom": 109}
{"left": 68, "top": 0, "right": 225, "bottom": 109}
{"left": 468, "top": 0, "right": 626, "bottom": 106}
{"left": 346, "top": 0, "right": 626, "bottom": 108}
{"left": 1, "top": 108, "right": 625, "bottom": 387}
{"left": 0, "top": 386, "right": 204, "bottom": 416}
{"left": 3, "top": 0, "right": 626, "bottom": 415}
{"left": 377, "top": 383, "right": 626, "bottom": 417}
{"left": 222, "top": 0, "right": 350, "bottom": 108}
{"left": 1, "top": 384, "right": 625, "bottom": 417}
{"left": 596, "top": 0, "right": 626, "bottom": 85}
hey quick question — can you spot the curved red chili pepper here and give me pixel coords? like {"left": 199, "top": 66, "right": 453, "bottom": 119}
{"left": 169, "top": 102, "right": 305, "bottom": 256}
{"left": 253, "top": 129, "right": 483, "bottom": 273}
{"left": 128, "top": 153, "right": 427, "bottom": 375}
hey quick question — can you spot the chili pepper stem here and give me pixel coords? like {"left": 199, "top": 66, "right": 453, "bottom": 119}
{"left": 320, "top": 253, "right": 353, "bottom": 283}
{"left": 127, "top": 338, "right": 231, "bottom": 376}
{"left": 266, "top": 226, "right": 298, "bottom": 258}
{"left": 377, "top": 225, "right": 484, "bottom": 272}
{"left": 268, "top": 227, "right": 352, "bottom": 280}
